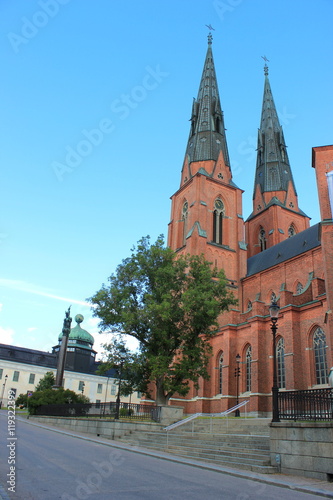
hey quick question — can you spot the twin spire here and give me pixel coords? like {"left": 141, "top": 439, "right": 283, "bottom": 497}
{"left": 184, "top": 34, "right": 297, "bottom": 209}
{"left": 253, "top": 63, "right": 297, "bottom": 198}
{"left": 184, "top": 33, "right": 230, "bottom": 169}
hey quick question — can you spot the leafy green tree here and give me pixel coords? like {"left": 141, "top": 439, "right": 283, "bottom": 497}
{"left": 90, "top": 236, "right": 236, "bottom": 405}
{"left": 97, "top": 338, "right": 148, "bottom": 397}
{"left": 35, "top": 371, "right": 55, "bottom": 391}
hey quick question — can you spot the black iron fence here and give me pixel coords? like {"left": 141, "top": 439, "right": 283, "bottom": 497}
{"left": 278, "top": 388, "right": 333, "bottom": 421}
{"left": 34, "top": 401, "right": 161, "bottom": 422}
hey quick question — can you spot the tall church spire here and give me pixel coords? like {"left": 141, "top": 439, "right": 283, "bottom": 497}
{"left": 169, "top": 34, "right": 246, "bottom": 288}
{"left": 181, "top": 33, "right": 230, "bottom": 184}
{"left": 246, "top": 63, "right": 310, "bottom": 257}
{"left": 254, "top": 64, "right": 296, "bottom": 198}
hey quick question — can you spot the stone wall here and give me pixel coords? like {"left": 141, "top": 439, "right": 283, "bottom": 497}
{"left": 28, "top": 405, "right": 183, "bottom": 439}
{"left": 270, "top": 422, "right": 333, "bottom": 481}
{"left": 29, "top": 416, "right": 163, "bottom": 441}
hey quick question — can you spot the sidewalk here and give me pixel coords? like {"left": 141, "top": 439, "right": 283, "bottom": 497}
{"left": 14, "top": 415, "right": 333, "bottom": 499}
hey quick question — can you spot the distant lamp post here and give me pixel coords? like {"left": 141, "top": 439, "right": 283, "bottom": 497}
{"left": 269, "top": 300, "right": 280, "bottom": 423}
{"left": 0, "top": 375, "right": 8, "bottom": 409}
{"left": 115, "top": 358, "right": 125, "bottom": 420}
{"left": 234, "top": 354, "right": 241, "bottom": 417}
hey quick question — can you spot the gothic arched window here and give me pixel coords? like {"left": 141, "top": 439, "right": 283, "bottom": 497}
{"left": 313, "top": 327, "right": 328, "bottom": 385}
{"left": 218, "top": 352, "right": 224, "bottom": 395}
{"left": 277, "top": 337, "right": 286, "bottom": 389}
{"left": 182, "top": 201, "right": 188, "bottom": 246}
{"left": 213, "top": 198, "right": 224, "bottom": 245}
{"left": 296, "top": 282, "right": 303, "bottom": 294}
{"left": 288, "top": 224, "right": 296, "bottom": 237}
{"left": 245, "top": 346, "right": 252, "bottom": 392}
{"left": 259, "top": 227, "right": 266, "bottom": 251}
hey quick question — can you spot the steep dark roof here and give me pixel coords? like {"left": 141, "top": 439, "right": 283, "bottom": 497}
{"left": 246, "top": 224, "right": 321, "bottom": 276}
{"left": 0, "top": 343, "right": 116, "bottom": 376}
{"left": 184, "top": 33, "right": 230, "bottom": 168}
{"left": 253, "top": 67, "right": 296, "bottom": 197}
{"left": 0, "top": 343, "right": 56, "bottom": 368}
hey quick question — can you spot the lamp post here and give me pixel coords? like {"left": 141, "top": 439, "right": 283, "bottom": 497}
{"left": 234, "top": 354, "right": 241, "bottom": 417}
{"left": 269, "top": 300, "right": 280, "bottom": 423}
{"left": 0, "top": 375, "right": 8, "bottom": 409}
{"left": 115, "top": 359, "right": 124, "bottom": 420}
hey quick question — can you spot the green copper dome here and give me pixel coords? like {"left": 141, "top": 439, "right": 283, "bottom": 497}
{"left": 58, "top": 314, "right": 94, "bottom": 346}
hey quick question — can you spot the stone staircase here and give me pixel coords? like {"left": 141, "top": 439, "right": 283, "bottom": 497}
{"left": 120, "top": 417, "right": 277, "bottom": 474}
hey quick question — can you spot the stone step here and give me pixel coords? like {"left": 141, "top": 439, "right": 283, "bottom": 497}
{"left": 137, "top": 440, "right": 270, "bottom": 460}
{"left": 117, "top": 417, "right": 276, "bottom": 474}
{"left": 176, "top": 418, "right": 271, "bottom": 435}
{"left": 186, "top": 426, "right": 270, "bottom": 435}
{"left": 138, "top": 427, "right": 270, "bottom": 436}
{"left": 163, "top": 446, "right": 271, "bottom": 464}
{"left": 173, "top": 454, "right": 278, "bottom": 474}
{"left": 131, "top": 431, "right": 270, "bottom": 448}
{"left": 123, "top": 440, "right": 277, "bottom": 474}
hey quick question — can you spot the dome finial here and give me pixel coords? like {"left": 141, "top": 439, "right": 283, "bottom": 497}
{"left": 75, "top": 314, "right": 84, "bottom": 324}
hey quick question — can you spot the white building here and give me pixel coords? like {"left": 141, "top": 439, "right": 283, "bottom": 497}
{"left": 0, "top": 315, "right": 141, "bottom": 407}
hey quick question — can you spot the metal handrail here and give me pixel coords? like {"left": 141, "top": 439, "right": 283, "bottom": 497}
{"left": 164, "top": 400, "right": 249, "bottom": 431}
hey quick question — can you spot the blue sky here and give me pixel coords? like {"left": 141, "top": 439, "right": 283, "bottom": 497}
{"left": 0, "top": 0, "right": 332, "bottom": 357}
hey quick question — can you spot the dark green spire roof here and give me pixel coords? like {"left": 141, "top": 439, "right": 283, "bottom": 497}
{"left": 184, "top": 33, "right": 230, "bottom": 168}
{"left": 254, "top": 65, "right": 297, "bottom": 197}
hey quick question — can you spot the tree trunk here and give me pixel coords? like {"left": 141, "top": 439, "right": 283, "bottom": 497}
{"left": 155, "top": 378, "right": 169, "bottom": 405}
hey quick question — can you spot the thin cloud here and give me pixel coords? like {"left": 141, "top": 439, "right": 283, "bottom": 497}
{"left": 0, "top": 278, "right": 94, "bottom": 308}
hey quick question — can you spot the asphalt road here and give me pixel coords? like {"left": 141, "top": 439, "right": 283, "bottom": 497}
{"left": 0, "top": 414, "right": 328, "bottom": 500}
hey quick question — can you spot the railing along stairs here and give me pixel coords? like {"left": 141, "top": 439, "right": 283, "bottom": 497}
{"left": 164, "top": 400, "right": 249, "bottom": 442}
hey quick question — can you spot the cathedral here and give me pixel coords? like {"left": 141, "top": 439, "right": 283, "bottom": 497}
{"left": 167, "top": 34, "right": 333, "bottom": 416}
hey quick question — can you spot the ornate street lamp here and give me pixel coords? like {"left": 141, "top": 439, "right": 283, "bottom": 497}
{"left": 234, "top": 354, "right": 241, "bottom": 417}
{"left": 269, "top": 300, "right": 280, "bottom": 422}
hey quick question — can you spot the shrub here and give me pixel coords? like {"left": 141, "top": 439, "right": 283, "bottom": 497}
{"left": 28, "top": 388, "right": 90, "bottom": 415}
{"left": 119, "top": 407, "right": 134, "bottom": 417}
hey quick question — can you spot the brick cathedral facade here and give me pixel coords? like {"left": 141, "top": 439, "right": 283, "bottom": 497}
{"left": 167, "top": 35, "right": 333, "bottom": 416}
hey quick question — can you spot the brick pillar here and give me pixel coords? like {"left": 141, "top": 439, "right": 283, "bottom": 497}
{"left": 312, "top": 145, "right": 333, "bottom": 365}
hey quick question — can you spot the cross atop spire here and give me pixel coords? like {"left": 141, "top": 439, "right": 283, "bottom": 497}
{"left": 261, "top": 55, "right": 269, "bottom": 76}
{"left": 205, "top": 24, "right": 215, "bottom": 45}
